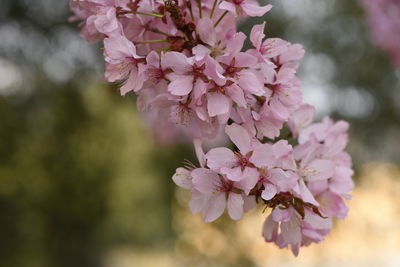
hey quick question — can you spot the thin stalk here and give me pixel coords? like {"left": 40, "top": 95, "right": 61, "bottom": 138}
{"left": 214, "top": 10, "right": 228, "bottom": 27}
{"left": 209, "top": 0, "right": 218, "bottom": 19}
{"left": 135, "top": 39, "right": 169, "bottom": 44}
{"left": 134, "top": 11, "right": 164, "bottom": 18}
{"left": 187, "top": 0, "right": 195, "bottom": 21}
{"left": 148, "top": 29, "right": 169, "bottom": 37}
{"left": 197, "top": 0, "right": 202, "bottom": 18}
{"left": 156, "top": 47, "right": 171, "bottom": 53}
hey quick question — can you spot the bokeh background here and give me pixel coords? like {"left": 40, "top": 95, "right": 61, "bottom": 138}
{"left": 1, "top": 0, "right": 400, "bottom": 266}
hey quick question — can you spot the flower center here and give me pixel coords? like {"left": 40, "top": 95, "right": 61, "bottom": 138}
{"left": 233, "top": 0, "right": 244, "bottom": 5}
{"left": 218, "top": 178, "right": 233, "bottom": 192}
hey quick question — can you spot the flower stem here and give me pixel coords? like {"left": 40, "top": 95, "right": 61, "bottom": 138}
{"left": 134, "top": 11, "right": 164, "bottom": 18}
{"left": 136, "top": 40, "right": 169, "bottom": 44}
{"left": 197, "top": 0, "right": 202, "bottom": 18}
{"left": 187, "top": 0, "right": 195, "bottom": 21}
{"left": 148, "top": 28, "right": 169, "bottom": 37}
{"left": 209, "top": 0, "right": 218, "bottom": 19}
{"left": 214, "top": 10, "right": 228, "bottom": 27}
{"left": 156, "top": 47, "right": 171, "bottom": 53}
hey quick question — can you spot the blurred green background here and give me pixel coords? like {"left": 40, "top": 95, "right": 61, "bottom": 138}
{"left": 0, "top": 0, "right": 399, "bottom": 266}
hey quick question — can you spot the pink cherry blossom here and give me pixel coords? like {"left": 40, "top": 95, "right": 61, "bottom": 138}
{"left": 70, "top": 0, "right": 354, "bottom": 256}
{"left": 103, "top": 35, "right": 146, "bottom": 95}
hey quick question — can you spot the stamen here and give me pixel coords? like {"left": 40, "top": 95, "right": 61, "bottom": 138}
{"left": 209, "top": 0, "right": 219, "bottom": 19}
{"left": 197, "top": 0, "right": 203, "bottom": 18}
{"left": 147, "top": 28, "right": 169, "bottom": 37}
{"left": 214, "top": 10, "right": 228, "bottom": 27}
{"left": 186, "top": 0, "right": 195, "bottom": 21}
{"left": 134, "top": 11, "right": 164, "bottom": 18}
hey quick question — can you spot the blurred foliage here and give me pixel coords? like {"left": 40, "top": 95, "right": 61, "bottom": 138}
{"left": 0, "top": 0, "right": 399, "bottom": 266}
{"left": 0, "top": 81, "right": 191, "bottom": 267}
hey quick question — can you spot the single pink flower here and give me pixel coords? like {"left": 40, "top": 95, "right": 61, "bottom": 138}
{"left": 103, "top": 34, "right": 146, "bottom": 95}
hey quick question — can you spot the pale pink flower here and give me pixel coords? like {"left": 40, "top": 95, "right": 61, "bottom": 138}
{"left": 249, "top": 22, "right": 289, "bottom": 63}
{"left": 206, "top": 124, "right": 258, "bottom": 181}
{"left": 249, "top": 141, "right": 298, "bottom": 200}
{"left": 103, "top": 34, "right": 146, "bottom": 95}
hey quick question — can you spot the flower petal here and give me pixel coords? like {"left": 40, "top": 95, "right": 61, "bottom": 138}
{"left": 261, "top": 183, "right": 277, "bottom": 200}
{"left": 192, "top": 168, "right": 219, "bottom": 193}
{"left": 167, "top": 75, "right": 193, "bottom": 96}
{"left": 206, "top": 147, "right": 236, "bottom": 170}
{"left": 225, "top": 123, "right": 252, "bottom": 154}
{"left": 227, "top": 192, "right": 244, "bottom": 220}
{"left": 172, "top": 167, "right": 192, "bottom": 189}
{"left": 203, "top": 193, "right": 226, "bottom": 222}
{"left": 207, "top": 92, "right": 231, "bottom": 117}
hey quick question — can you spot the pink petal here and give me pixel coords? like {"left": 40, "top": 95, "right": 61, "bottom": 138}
{"left": 318, "top": 190, "right": 348, "bottom": 219}
{"left": 120, "top": 65, "right": 145, "bottom": 95}
{"left": 263, "top": 215, "right": 279, "bottom": 242}
{"left": 192, "top": 79, "right": 208, "bottom": 104}
{"left": 298, "top": 179, "right": 319, "bottom": 206}
{"left": 234, "top": 52, "right": 258, "bottom": 68}
{"left": 261, "top": 38, "right": 289, "bottom": 58}
{"left": 167, "top": 75, "right": 193, "bottom": 96}
{"left": 163, "top": 52, "right": 192, "bottom": 73}
{"left": 243, "top": 194, "right": 257, "bottom": 212}
{"left": 269, "top": 97, "right": 290, "bottom": 121}
{"left": 261, "top": 183, "right": 277, "bottom": 200}
{"left": 234, "top": 167, "right": 259, "bottom": 194}
{"left": 194, "top": 139, "right": 206, "bottom": 167}
{"left": 241, "top": 2, "right": 272, "bottom": 17}
{"left": 225, "top": 123, "right": 252, "bottom": 154}
{"left": 220, "top": 166, "right": 243, "bottom": 181}
{"left": 225, "top": 84, "right": 247, "bottom": 107}
{"left": 207, "top": 92, "right": 230, "bottom": 117}
{"left": 189, "top": 189, "right": 210, "bottom": 213}
{"left": 146, "top": 50, "right": 160, "bottom": 68}
{"left": 225, "top": 32, "right": 246, "bottom": 56}
{"left": 250, "top": 22, "right": 266, "bottom": 50}
{"left": 270, "top": 169, "right": 298, "bottom": 192}
{"left": 302, "top": 228, "right": 324, "bottom": 242}
{"left": 249, "top": 143, "right": 275, "bottom": 168}
{"left": 304, "top": 209, "right": 333, "bottom": 230}
{"left": 191, "top": 168, "right": 219, "bottom": 194}
{"left": 104, "top": 35, "right": 138, "bottom": 64}
{"left": 227, "top": 192, "right": 244, "bottom": 220}
{"left": 272, "top": 208, "right": 291, "bottom": 222}
{"left": 204, "top": 56, "right": 226, "bottom": 85}
{"left": 206, "top": 147, "right": 236, "bottom": 170}
{"left": 192, "top": 45, "right": 211, "bottom": 61}
{"left": 288, "top": 104, "right": 315, "bottom": 137}
{"left": 197, "top": 18, "right": 216, "bottom": 46}
{"left": 238, "top": 70, "right": 264, "bottom": 96}
{"left": 203, "top": 193, "right": 226, "bottom": 222}
{"left": 281, "top": 217, "right": 302, "bottom": 248}
{"left": 306, "top": 159, "right": 335, "bottom": 181}
{"left": 172, "top": 167, "right": 192, "bottom": 189}
{"left": 219, "top": 1, "right": 237, "bottom": 16}
{"left": 279, "top": 44, "right": 305, "bottom": 63}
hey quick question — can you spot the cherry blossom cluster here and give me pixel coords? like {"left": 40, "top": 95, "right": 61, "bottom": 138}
{"left": 359, "top": 0, "right": 400, "bottom": 68}
{"left": 70, "top": 0, "right": 354, "bottom": 256}
{"left": 173, "top": 117, "right": 353, "bottom": 255}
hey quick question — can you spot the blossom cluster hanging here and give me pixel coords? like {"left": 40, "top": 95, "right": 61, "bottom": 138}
{"left": 70, "top": 0, "right": 354, "bottom": 255}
